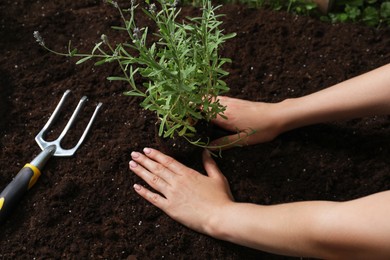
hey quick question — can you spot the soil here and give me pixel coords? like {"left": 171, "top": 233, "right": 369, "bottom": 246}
{"left": 1, "top": 0, "right": 389, "bottom": 259}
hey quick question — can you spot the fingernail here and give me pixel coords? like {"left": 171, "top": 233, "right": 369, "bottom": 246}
{"left": 129, "top": 160, "right": 138, "bottom": 168}
{"left": 131, "top": 151, "right": 140, "bottom": 159}
{"left": 143, "top": 147, "right": 152, "bottom": 154}
{"left": 133, "top": 184, "right": 141, "bottom": 191}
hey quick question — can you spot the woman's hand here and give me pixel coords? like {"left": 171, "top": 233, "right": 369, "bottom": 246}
{"left": 210, "top": 96, "right": 283, "bottom": 149}
{"left": 212, "top": 64, "right": 390, "bottom": 150}
{"left": 129, "top": 148, "right": 234, "bottom": 235}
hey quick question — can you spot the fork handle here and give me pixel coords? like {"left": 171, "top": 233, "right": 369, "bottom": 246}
{"left": 0, "top": 164, "right": 41, "bottom": 223}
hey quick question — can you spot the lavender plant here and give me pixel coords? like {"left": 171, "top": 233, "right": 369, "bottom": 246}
{"left": 34, "top": 0, "right": 237, "bottom": 146}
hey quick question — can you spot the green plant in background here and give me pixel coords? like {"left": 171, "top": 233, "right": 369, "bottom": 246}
{"left": 34, "top": 0, "right": 237, "bottom": 145}
{"left": 187, "top": 0, "right": 319, "bottom": 15}
{"left": 286, "top": 0, "right": 317, "bottom": 15}
{"left": 186, "top": 0, "right": 390, "bottom": 27}
{"left": 324, "top": 0, "right": 390, "bottom": 27}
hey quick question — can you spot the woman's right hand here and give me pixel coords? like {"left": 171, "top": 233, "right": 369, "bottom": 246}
{"left": 210, "top": 96, "right": 283, "bottom": 149}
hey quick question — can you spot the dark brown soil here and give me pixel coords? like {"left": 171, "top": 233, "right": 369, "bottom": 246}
{"left": 1, "top": 0, "right": 389, "bottom": 259}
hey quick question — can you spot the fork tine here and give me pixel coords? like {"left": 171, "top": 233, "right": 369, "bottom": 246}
{"left": 56, "top": 96, "right": 88, "bottom": 142}
{"left": 35, "top": 89, "right": 71, "bottom": 150}
{"left": 55, "top": 101, "right": 103, "bottom": 156}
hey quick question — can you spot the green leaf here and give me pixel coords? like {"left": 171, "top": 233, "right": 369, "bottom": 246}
{"left": 381, "top": 2, "right": 390, "bottom": 19}
{"left": 123, "top": 90, "right": 145, "bottom": 97}
{"left": 75, "top": 56, "right": 93, "bottom": 64}
{"left": 187, "top": 109, "right": 202, "bottom": 120}
{"left": 69, "top": 48, "right": 78, "bottom": 57}
{"left": 94, "top": 59, "right": 108, "bottom": 66}
{"left": 345, "top": 5, "right": 361, "bottom": 20}
{"left": 107, "top": 76, "right": 129, "bottom": 81}
{"left": 362, "top": 6, "right": 380, "bottom": 26}
{"left": 178, "top": 126, "right": 188, "bottom": 136}
{"left": 92, "top": 42, "right": 104, "bottom": 54}
{"left": 220, "top": 32, "right": 236, "bottom": 41}
{"left": 163, "top": 124, "right": 180, "bottom": 138}
{"left": 111, "top": 26, "right": 128, "bottom": 31}
{"left": 158, "top": 116, "right": 167, "bottom": 137}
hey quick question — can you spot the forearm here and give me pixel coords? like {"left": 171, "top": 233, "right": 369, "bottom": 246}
{"left": 211, "top": 200, "right": 338, "bottom": 257}
{"left": 276, "top": 63, "right": 390, "bottom": 133}
{"left": 210, "top": 191, "right": 390, "bottom": 259}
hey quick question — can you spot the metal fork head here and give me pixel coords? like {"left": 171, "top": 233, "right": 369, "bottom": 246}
{"left": 35, "top": 90, "right": 102, "bottom": 157}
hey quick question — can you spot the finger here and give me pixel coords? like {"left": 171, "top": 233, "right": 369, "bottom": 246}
{"left": 129, "top": 160, "right": 169, "bottom": 193}
{"left": 142, "top": 148, "right": 190, "bottom": 175}
{"left": 202, "top": 149, "right": 224, "bottom": 179}
{"left": 131, "top": 151, "right": 174, "bottom": 181}
{"left": 202, "top": 150, "right": 235, "bottom": 200}
{"left": 133, "top": 184, "right": 167, "bottom": 209}
{"left": 211, "top": 118, "right": 235, "bottom": 133}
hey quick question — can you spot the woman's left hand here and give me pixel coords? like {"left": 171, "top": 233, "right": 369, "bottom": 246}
{"left": 129, "top": 148, "right": 234, "bottom": 235}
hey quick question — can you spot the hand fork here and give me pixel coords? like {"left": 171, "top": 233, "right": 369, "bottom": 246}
{"left": 0, "top": 90, "right": 102, "bottom": 222}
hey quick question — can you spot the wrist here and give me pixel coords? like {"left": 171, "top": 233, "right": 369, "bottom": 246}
{"left": 204, "top": 201, "right": 237, "bottom": 239}
{"left": 205, "top": 202, "right": 274, "bottom": 251}
{"left": 271, "top": 98, "right": 300, "bottom": 136}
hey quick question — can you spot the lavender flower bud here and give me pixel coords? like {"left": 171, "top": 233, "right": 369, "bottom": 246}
{"left": 173, "top": 0, "right": 180, "bottom": 7}
{"left": 33, "top": 31, "right": 45, "bottom": 46}
{"left": 149, "top": 3, "right": 156, "bottom": 13}
{"left": 104, "top": 0, "right": 119, "bottom": 8}
{"left": 101, "top": 34, "right": 109, "bottom": 44}
{"left": 132, "top": 27, "right": 141, "bottom": 39}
